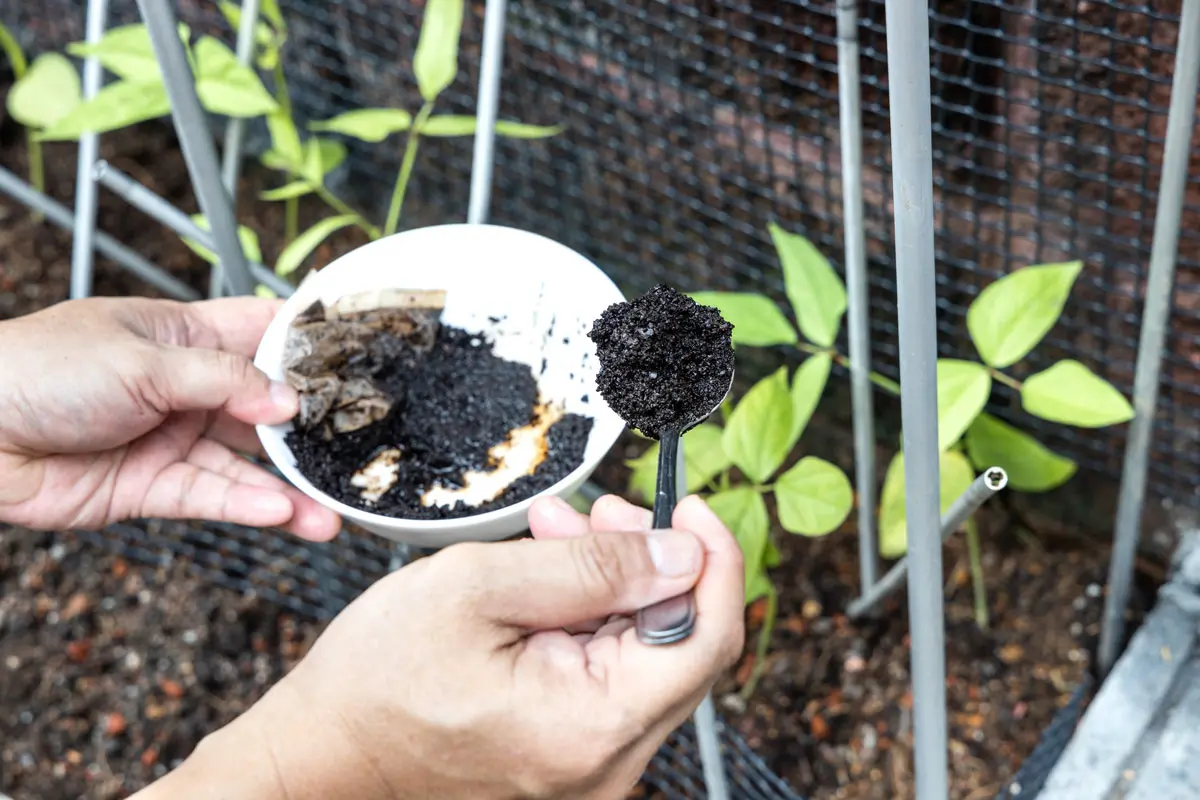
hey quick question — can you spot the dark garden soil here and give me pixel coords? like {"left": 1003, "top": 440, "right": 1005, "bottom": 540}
{"left": 590, "top": 284, "right": 735, "bottom": 439}
{"left": 285, "top": 318, "right": 594, "bottom": 520}
{"left": 0, "top": 121, "right": 1164, "bottom": 799}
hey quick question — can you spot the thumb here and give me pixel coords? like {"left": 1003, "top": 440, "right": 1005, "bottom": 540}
{"left": 149, "top": 344, "right": 300, "bottom": 425}
{"left": 453, "top": 530, "right": 704, "bottom": 631}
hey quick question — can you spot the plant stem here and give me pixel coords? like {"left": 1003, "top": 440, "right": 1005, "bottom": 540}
{"left": 272, "top": 63, "right": 292, "bottom": 117}
{"left": 831, "top": 352, "right": 902, "bottom": 395}
{"left": 25, "top": 132, "right": 43, "bottom": 222}
{"left": 316, "top": 185, "right": 379, "bottom": 239}
{"left": 990, "top": 368, "right": 1023, "bottom": 391}
{"left": 740, "top": 588, "right": 778, "bottom": 701}
{"left": 284, "top": 196, "right": 298, "bottom": 243}
{"left": 965, "top": 518, "right": 989, "bottom": 630}
{"left": 384, "top": 102, "right": 434, "bottom": 237}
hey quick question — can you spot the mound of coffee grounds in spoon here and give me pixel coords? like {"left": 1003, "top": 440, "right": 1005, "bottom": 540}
{"left": 588, "top": 284, "right": 734, "bottom": 439}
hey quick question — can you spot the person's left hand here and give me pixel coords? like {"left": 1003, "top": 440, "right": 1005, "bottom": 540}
{"left": 0, "top": 296, "right": 341, "bottom": 540}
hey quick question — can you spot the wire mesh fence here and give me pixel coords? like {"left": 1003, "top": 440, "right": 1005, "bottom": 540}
{"left": 3, "top": 0, "right": 1196, "bottom": 504}
{"left": 0, "top": 0, "right": 1194, "bottom": 796}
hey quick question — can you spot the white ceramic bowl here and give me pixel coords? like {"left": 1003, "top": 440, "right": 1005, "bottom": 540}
{"left": 253, "top": 223, "right": 627, "bottom": 548}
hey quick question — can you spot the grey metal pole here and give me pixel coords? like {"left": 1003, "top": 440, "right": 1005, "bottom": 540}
{"left": 93, "top": 161, "right": 293, "bottom": 297}
{"left": 466, "top": 0, "right": 508, "bottom": 224}
{"left": 835, "top": 0, "right": 879, "bottom": 601}
{"left": 136, "top": 0, "right": 255, "bottom": 297}
{"left": 675, "top": 444, "right": 730, "bottom": 800}
{"left": 883, "top": 0, "right": 948, "bottom": 795}
{"left": 0, "top": 166, "right": 200, "bottom": 301}
{"left": 847, "top": 468, "right": 1008, "bottom": 619}
{"left": 68, "top": 0, "right": 110, "bottom": 300}
{"left": 1099, "top": 0, "right": 1200, "bottom": 678}
{"left": 213, "top": 0, "right": 262, "bottom": 299}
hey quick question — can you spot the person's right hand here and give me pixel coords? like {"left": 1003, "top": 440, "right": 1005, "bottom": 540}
{"left": 136, "top": 493, "right": 744, "bottom": 800}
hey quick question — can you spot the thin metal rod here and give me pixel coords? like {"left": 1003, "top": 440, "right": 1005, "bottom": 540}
{"left": 1099, "top": 0, "right": 1200, "bottom": 678}
{"left": 694, "top": 695, "right": 730, "bottom": 800}
{"left": 835, "top": 0, "right": 878, "bottom": 601}
{"left": 0, "top": 166, "right": 199, "bottom": 301}
{"left": 466, "top": 0, "right": 508, "bottom": 224}
{"left": 213, "top": 0, "right": 261, "bottom": 299}
{"left": 93, "top": 161, "right": 292, "bottom": 297}
{"left": 69, "top": 0, "right": 110, "bottom": 300}
{"left": 883, "top": 0, "right": 947, "bottom": 795}
{"left": 137, "top": 0, "right": 255, "bottom": 297}
{"left": 847, "top": 468, "right": 1008, "bottom": 619}
{"left": 678, "top": 443, "right": 730, "bottom": 800}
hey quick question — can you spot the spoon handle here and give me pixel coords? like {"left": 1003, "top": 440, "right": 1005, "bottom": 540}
{"left": 635, "top": 427, "right": 697, "bottom": 645}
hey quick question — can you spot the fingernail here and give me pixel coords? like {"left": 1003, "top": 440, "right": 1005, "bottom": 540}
{"left": 646, "top": 531, "right": 702, "bottom": 577}
{"left": 270, "top": 380, "right": 299, "bottom": 414}
{"left": 541, "top": 495, "right": 573, "bottom": 513}
{"left": 251, "top": 492, "right": 292, "bottom": 516}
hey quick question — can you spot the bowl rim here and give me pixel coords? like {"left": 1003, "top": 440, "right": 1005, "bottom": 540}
{"left": 253, "top": 222, "right": 628, "bottom": 535}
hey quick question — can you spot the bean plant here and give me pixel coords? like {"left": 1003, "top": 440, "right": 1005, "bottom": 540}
{"left": 677, "top": 223, "right": 1133, "bottom": 658}
{"left": 0, "top": 0, "right": 561, "bottom": 293}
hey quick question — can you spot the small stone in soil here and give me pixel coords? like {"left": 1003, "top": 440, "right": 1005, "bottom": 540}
{"left": 588, "top": 284, "right": 734, "bottom": 438}
{"left": 286, "top": 324, "right": 593, "bottom": 520}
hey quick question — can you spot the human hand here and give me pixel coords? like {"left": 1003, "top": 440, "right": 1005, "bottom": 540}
{"left": 140, "top": 493, "right": 744, "bottom": 799}
{"left": 0, "top": 296, "right": 340, "bottom": 540}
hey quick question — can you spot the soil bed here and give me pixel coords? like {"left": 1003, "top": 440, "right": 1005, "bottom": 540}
{"left": 0, "top": 122, "right": 1163, "bottom": 800}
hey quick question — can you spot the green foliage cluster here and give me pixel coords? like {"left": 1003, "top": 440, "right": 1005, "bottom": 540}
{"left": 632, "top": 224, "right": 1133, "bottom": 683}
{"left": 0, "top": 0, "right": 561, "bottom": 294}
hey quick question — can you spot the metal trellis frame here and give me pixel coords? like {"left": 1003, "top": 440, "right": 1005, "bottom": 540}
{"left": 1, "top": 0, "right": 1197, "bottom": 796}
{"left": 1099, "top": 0, "right": 1200, "bottom": 679}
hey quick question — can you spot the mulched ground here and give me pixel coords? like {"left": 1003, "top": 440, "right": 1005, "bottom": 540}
{"left": 0, "top": 118, "right": 1162, "bottom": 799}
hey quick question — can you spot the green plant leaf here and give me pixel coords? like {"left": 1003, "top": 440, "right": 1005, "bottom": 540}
{"left": 255, "top": 284, "right": 278, "bottom": 298}
{"left": 308, "top": 108, "right": 413, "bottom": 142}
{"left": 722, "top": 367, "right": 794, "bottom": 484}
{"left": 259, "top": 181, "right": 313, "bottom": 201}
{"left": 687, "top": 291, "right": 797, "bottom": 347}
{"left": 7, "top": 53, "right": 81, "bottom": 129}
{"left": 763, "top": 540, "right": 782, "bottom": 568}
{"left": 775, "top": 456, "right": 852, "bottom": 537}
{"left": 181, "top": 214, "right": 262, "bottom": 265}
{"left": 1021, "top": 360, "right": 1134, "bottom": 427}
{"left": 193, "top": 36, "right": 279, "bottom": 118}
{"left": 274, "top": 214, "right": 357, "bottom": 276}
{"left": 418, "top": 115, "right": 563, "bottom": 138}
{"left": 217, "top": 2, "right": 275, "bottom": 48}
{"left": 967, "top": 261, "right": 1083, "bottom": 368}
{"left": 768, "top": 222, "right": 846, "bottom": 347}
{"left": 412, "top": 0, "right": 463, "bottom": 102}
{"left": 746, "top": 569, "right": 774, "bottom": 604}
{"left": 259, "top": 0, "right": 286, "bottom": 31}
{"left": 264, "top": 111, "right": 303, "bottom": 170}
{"left": 936, "top": 359, "right": 992, "bottom": 451}
{"left": 36, "top": 79, "right": 170, "bottom": 141}
{"left": 67, "top": 23, "right": 165, "bottom": 83}
{"left": 706, "top": 488, "right": 769, "bottom": 600}
{"left": 296, "top": 136, "right": 345, "bottom": 185}
{"left": 879, "top": 449, "right": 976, "bottom": 558}
{"left": 965, "top": 413, "right": 1076, "bottom": 492}
{"left": 789, "top": 353, "right": 831, "bottom": 446}
{"left": 624, "top": 423, "right": 731, "bottom": 503}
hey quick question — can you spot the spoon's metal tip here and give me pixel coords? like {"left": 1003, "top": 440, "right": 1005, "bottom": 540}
{"left": 681, "top": 368, "right": 736, "bottom": 434}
